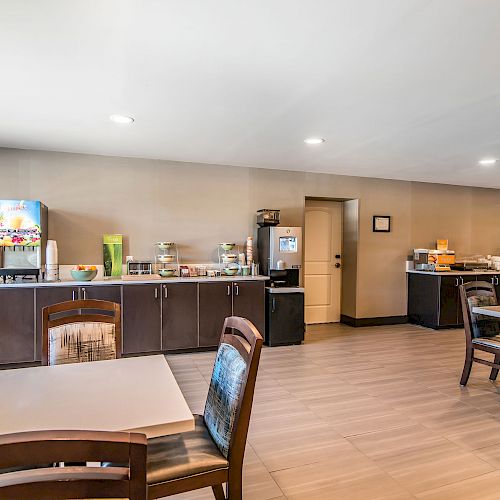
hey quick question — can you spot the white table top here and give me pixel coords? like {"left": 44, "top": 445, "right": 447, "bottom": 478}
{"left": 0, "top": 355, "right": 194, "bottom": 438}
{"left": 472, "top": 306, "right": 500, "bottom": 319}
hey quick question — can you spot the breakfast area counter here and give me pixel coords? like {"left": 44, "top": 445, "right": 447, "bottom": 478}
{"left": 407, "top": 270, "right": 499, "bottom": 276}
{"left": 408, "top": 269, "right": 500, "bottom": 330}
{"left": 0, "top": 275, "right": 267, "bottom": 367}
{"left": 0, "top": 274, "right": 268, "bottom": 288}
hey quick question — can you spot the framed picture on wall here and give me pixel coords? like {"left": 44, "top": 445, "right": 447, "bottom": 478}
{"left": 373, "top": 215, "right": 391, "bottom": 232}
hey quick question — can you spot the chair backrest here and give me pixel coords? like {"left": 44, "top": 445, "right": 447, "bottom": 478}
{"left": 0, "top": 429, "right": 146, "bottom": 499}
{"left": 459, "top": 281, "right": 499, "bottom": 343}
{"left": 42, "top": 299, "right": 121, "bottom": 366}
{"left": 203, "top": 316, "right": 263, "bottom": 469}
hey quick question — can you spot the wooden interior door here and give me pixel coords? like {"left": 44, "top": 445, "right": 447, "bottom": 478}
{"left": 304, "top": 200, "right": 342, "bottom": 324}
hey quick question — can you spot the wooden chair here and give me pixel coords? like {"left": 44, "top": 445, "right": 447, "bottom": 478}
{"left": 459, "top": 281, "right": 500, "bottom": 386}
{"left": 147, "top": 316, "right": 263, "bottom": 500}
{"left": 0, "top": 429, "right": 146, "bottom": 499}
{"left": 42, "top": 299, "right": 121, "bottom": 365}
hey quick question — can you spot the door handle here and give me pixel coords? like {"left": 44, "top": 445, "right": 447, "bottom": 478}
{"left": 454, "top": 278, "right": 459, "bottom": 287}
{"left": 81, "top": 288, "right": 87, "bottom": 300}
{"left": 271, "top": 298, "right": 276, "bottom": 313}
{"left": 335, "top": 263, "right": 341, "bottom": 268}
{"left": 460, "top": 277, "right": 464, "bottom": 285}
{"left": 163, "top": 285, "right": 168, "bottom": 299}
{"left": 154, "top": 287, "right": 158, "bottom": 299}
{"left": 227, "top": 285, "right": 231, "bottom": 296}
{"left": 234, "top": 283, "right": 239, "bottom": 296}
{"left": 72, "top": 290, "right": 77, "bottom": 300}
{"left": 496, "top": 277, "right": 499, "bottom": 286}
{"left": 492, "top": 277, "right": 496, "bottom": 285}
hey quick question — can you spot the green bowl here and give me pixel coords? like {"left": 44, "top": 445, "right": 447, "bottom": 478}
{"left": 220, "top": 243, "right": 235, "bottom": 251}
{"left": 223, "top": 268, "right": 239, "bottom": 276}
{"left": 70, "top": 269, "right": 97, "bottom": 281}
{"left": 158, "top": 268, "right": 176, "bottom": 277}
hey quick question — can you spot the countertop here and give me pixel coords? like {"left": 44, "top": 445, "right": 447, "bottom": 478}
{"left": 407, "top": 270, "right": 499, "bottom": 276}
{"left": 0, "top": 275, "right": 269, "bottom": 288}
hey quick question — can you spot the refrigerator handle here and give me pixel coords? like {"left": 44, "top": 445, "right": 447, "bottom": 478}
{"left": 271, "top": 298, "right": 276, "bottom": 313}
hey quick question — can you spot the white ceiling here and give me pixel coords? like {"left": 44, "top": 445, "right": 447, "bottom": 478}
{"left": 1, "top": 0, "right": 500, "bottom": 187}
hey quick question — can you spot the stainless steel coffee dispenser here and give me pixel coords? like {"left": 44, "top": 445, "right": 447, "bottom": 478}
{"left": 257, "top": 226, "right": 302, "bottom": 286}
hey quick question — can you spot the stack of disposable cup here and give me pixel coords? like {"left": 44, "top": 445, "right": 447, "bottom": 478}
{"left": 246, "top": 236, "right": 253, "bottom": 266}
{"left": 45, "top": 240, "right": 59, "bottom": 282}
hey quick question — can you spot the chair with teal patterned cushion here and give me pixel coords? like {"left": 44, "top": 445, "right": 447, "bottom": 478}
{"left": 459, "top": 281, "right": 500, "bottom": 386}
{"left": 147, "top": 316, "right": 263, "bottom": 500}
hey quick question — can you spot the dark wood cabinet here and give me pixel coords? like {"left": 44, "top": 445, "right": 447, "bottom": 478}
{"left": 122, "top": 284, "right": 161, "bottom": 355}
{"left": 439, "top": 276, "right": 462, "bottom": 327}
{"left": 0, "top": 288, "right": 36, "bottom": 364}
{"left": 0, "top": 278, "right": 266, "bottom": 365}
{"left": 199, "top": 282, "right": 232, "bottom": 347}
{"left": 408, "top": 273, "right": 489, "bottom": 329}
{"left": 265, "top": 290, "right": 305, "bottom": 346}
{"left": 161, "top": 283, "right": 198, "bottom": 351}
{"left": 34, "top": 286, "right": 79, "bottom": 361}
{"left": 79, "top": 285, "right": 121, "bottom": 303}
{"left": 232, "top": 281, "right": 265, "bottom": 337}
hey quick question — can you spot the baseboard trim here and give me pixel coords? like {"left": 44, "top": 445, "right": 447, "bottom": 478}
{"left": 340, "top": 314, "right": 408, "bottom": 327}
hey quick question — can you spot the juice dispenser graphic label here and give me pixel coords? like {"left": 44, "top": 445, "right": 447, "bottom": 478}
{"left": 0, "top": 200, "right": 42, "bottom": 246}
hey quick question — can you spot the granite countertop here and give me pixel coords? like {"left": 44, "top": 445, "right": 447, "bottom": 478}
{"left": 407, "top": 270, "right": 499, "bottom": 276}
{"left": 0, "top": 275, "right": 269, "bottom": 288}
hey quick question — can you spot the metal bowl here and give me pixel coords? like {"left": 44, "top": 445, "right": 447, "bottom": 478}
{"left": 157, "top": 242, "right": 175, "bottom": 249}
{"left": 158, "top": 254, "right": 175, "bottom": 263}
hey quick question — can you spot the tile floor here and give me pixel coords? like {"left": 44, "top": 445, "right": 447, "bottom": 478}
{"left": 166, "top": 323, "right": 500, "bottom": 499}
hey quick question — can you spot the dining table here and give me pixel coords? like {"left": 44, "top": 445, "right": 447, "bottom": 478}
{"left": 0, "top": 355, "right": 194, "bottom": 438}
{"left": 471, "top": 305, "right": 500, "bottom": 319}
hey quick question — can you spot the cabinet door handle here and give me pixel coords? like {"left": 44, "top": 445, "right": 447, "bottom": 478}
{"left": 454, "top": 278, "right": 459, "bottom": 287}
{"left": 227, "top": 285, "right": 231, "bottom": 296}
{"left": 272, "top": 298, "right": 276, "bottom": 312}
{"left": 492, "top": 277, "right": 496, "bottom": 285}
{"left": 81, "top": 288, "right": 87, "bottom": 300}
{"left": 154, "top": 287, "right": 158, "bottom": 299}
{"left": 234, "top": 283, "right": 239, "bottom": 296}
{"left": 163, "top": 285, "right": 168, "bottom": 299}
{"left": 460, "top": 277, "right": 464, "bottom": 285}
{"left": 72, "top": 290, "right": 77, "bottom": 300}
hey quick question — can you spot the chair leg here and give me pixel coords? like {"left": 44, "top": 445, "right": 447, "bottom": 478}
{"left": 227, "top": 469, "right": 242, "bottom": 500}
{"left": 460, "top": 348, "right": 474, "bottom": 386}
{"left": 490, "top": 353, "right": 500, "bottom": 381}
{"left": 212, "top": 483, "right": 226, "bottom": 500}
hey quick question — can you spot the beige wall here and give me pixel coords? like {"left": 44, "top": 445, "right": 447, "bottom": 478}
{"left": 2, "top": 147, "right": 500, "bottom": 319}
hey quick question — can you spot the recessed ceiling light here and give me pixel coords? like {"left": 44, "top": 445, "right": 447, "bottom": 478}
{"left": 304, "top": 137, "right": 325, "bottom": 145}
{"left": 478, "top": 158, "right": 497, "bottom": 166}
{"left": 109, "top": 114, "right": 134, "bottom": 125}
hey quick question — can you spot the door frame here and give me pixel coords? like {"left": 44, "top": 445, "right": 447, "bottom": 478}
{"left": 303, "top": 196, "right": 360, "bottom": 323}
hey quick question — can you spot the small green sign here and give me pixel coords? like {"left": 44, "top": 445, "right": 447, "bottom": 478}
{"left": 103, "top": 234, "right": 123, "bottom": 277}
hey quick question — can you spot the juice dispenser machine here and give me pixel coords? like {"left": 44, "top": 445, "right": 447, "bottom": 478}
{"left": 0, "top": 200, "right": 48, "bottom": 282}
